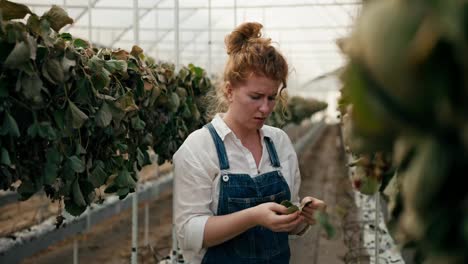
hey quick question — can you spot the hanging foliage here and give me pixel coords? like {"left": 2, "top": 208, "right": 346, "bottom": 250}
{"left": 267, "top": 95, "right": 328, "bottom": 128}
{"left": 339, "top": 0, "right": 468, "bottom": 263}
{"left": 0, "top": 1, "right": 213, "bottom": 216}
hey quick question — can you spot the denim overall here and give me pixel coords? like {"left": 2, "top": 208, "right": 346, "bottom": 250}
{"left": 201, "top": 123, "right": 291, "bottom": 264}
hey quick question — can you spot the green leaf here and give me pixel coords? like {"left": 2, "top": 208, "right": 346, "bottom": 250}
{"left": 27, "top": 122, "right": 39, "bottom": 138}
{"left": 114, "top": 169, "right": 136, "bottom": 189}
{"left": 127, "top": 60, "right": 139, "bottom": 72}
{"left": 116, "top": 187, "right": 129, "bottom": 197}
{"left": 0, "top": 112, "right": 20, "bottom": 137}
{"left": 71, "top": 178, "right": 86, "bottom": 207}
{"left": 67, "top": 100, "right": 88, "bottom": 129}
{"left": 87, "top": 56, "right": 105, "bottom": 71}
{"left": 280, "top": 200, "right": 294, "bottom": 207}
{"left": 0, "top": 79, "right": 8, "bottom": 97}
{"left": 75, "top": 143, "right": 86, "bottom": 155}
{"left": 103, "top": 182, "right": 117, "bottom": 194}
{"left": 73, "top": 38, "right": 89, "bottom": 49}
{"left": 315, "top": 211, "right": 336, "bottom": 239}
{"left": 131, "top": 115, "right": 145, "bottom": 131}
{"left": 1, "top": 148, "right": 11, "bottom": 165}
{"left": 38, "top": 122, "right": 57, "bottom": 140}
{"left": 95, "top": 102, "right": 113, "bottom": 127}
{"left": 0, "top": 0, "right": 32, "bottom": 20}
{"left": 53, "top": 109, "right": 66, "bottom": 131}
{"left": 68, "top": 155, "right": 85, "bottom": 173}
{"left": 65, "top": 199, "right": 86, "bottom": 216}
{"left": 89, "top": 160, "right": 108, "bottom": 188}
{"left": 18, "top": 179, "right": 36, "bottom": 200}
{"left": 136, "top": 148, "right": 145, "bottom": 167}
{"left": 43, "top": 162, "right": 58, "bottom": 185}
{"left": 104, "top": 60, "right": 128, "bottom": 74}
{"left": 74, "top": 78, "right": 91, "bottom": 104}
{"left": 59, "top": 32, "right": 72, "bottom": 41}
{"left": 189, "top": 63, "right": 204, "bottom": 77}
{"left": 280, "top": 200, "right": 299, "bottom": 214}
{"left": 46, "top": 148, "right": 61, "bottom": 164}
{"left": 41, "top": 5, "right": 73, "bottom": 32}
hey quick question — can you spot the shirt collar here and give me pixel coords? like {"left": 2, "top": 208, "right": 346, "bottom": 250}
{"left": 211, "top": 113, "right": 273, "bottom": 141}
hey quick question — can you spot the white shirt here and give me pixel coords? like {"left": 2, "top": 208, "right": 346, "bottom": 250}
{"left": 173, "top": 114, "right": 301, "bottom": 264}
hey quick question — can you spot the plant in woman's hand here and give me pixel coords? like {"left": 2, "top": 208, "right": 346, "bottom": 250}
{"left": 280, "top": 199, "right": 335, "bottom": 239}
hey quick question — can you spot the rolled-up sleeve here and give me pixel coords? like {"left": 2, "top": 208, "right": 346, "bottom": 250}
{"left": 173, "top": 144, "right": 215, "bottom": 252}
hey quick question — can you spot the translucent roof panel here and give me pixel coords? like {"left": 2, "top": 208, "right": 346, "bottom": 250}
{"left": 19, "top": 0, "right": 361, "bottom": 95}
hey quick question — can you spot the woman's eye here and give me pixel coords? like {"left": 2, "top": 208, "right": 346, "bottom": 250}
{"left": 250, "top": 95, "right": 261, "bottom": 100}
{"left": 268, "top": 97, "right": 276, "bottom": 101}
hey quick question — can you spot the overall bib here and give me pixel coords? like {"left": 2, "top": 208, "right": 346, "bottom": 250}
{"left": 201, "top": 123, "right": 291, "bottom": 264}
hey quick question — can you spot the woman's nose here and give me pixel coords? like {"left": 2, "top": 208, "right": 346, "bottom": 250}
{"left": 259, "top": 98, "right": 271, "bottom": 113}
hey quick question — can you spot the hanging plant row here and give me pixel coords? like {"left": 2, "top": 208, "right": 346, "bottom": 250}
{"left": 338, "top": 0, "right": 468, "bottom": 263}
{"left": 0, "top": 1, "right": 213, "bottom": 216}
{"left": 267, "top": 95, "right": 328, "bottom": 128}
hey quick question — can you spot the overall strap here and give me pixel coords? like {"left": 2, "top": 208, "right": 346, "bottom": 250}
{"left": 204, "top": 123, "right": 230, "bottom": 170}
{"left": 264, "top": 136, "right": 281, "bottom": 168}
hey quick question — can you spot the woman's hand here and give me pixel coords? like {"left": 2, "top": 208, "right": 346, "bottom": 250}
{"left": 252, "top": 202, "right": 304, "bottom": 232}
{"left": 300, "top": 196, "right": 326, "bottom": 225}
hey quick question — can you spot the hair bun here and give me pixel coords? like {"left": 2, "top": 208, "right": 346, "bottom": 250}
{"left": 225, "top": 22, "right": 263, "bottom": 55}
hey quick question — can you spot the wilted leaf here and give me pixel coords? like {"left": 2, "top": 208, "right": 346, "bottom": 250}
{"left": 41, "top": 5, "right": 73, "bottom": 32}
{"left": 4, "top": 41, "right": 30, "bottom": 69}
{"left": 67, "top": 100, "right": 88, "bottom": 129}
{"left": 130, "top": 45, "right": 143, "bottom": 57}
{"left": 0, "top": 0, "right": 31, "bottom": 20}
{"left": 112, "top": 49, "right": 129, "bottom": 60}
{"left": 104, "top": 59, "right": 127, "bottom": 74}
{"left": 42, "top": 58, "right": 64, "bottom": 84}
{"left": 114, "top": 92, "right": 138, "bottom": 112}
{"left": 21, "top": 74, "right": 43, "bottom": 103}
{"left": 26, "top": 14, "right": 41, "bottom": 36}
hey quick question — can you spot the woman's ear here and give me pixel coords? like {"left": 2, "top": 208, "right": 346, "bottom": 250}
{"left": 225, "top": 82, "right": 233, "bottom": 102}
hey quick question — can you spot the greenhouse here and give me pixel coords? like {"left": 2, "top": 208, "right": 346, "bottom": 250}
{"left": 0, "top": 0, "right": 467, "bottom": 264}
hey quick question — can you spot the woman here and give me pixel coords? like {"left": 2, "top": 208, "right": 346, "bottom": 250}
{"left": 173, "top": 22, "right": 326, "bottom": 264}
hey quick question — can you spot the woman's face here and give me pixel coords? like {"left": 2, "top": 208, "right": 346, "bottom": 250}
{"left": 227, "top": 74, "right": 280, "bottom": 131}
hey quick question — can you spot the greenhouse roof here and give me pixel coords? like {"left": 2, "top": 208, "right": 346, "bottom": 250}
{"left": 18, "top": 0, "right": 361, "bottom": 93}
